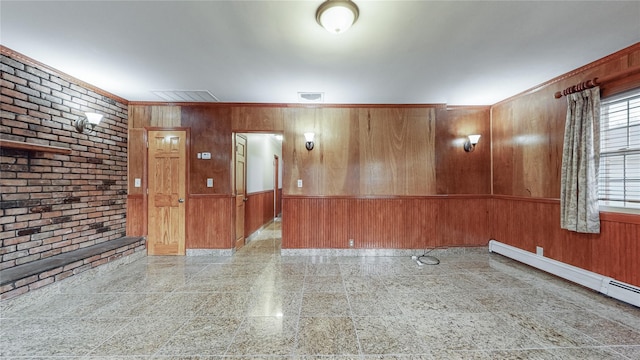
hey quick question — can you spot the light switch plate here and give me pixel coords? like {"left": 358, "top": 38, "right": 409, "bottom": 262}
{"left": 207, "top": 178, "right": 213, "bottom": 188}
{"left": 134, "top": 178, "right": 141, "bottom": 187}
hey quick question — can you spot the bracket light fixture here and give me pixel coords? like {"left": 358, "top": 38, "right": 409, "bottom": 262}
{"left": 75, "top": 112, "right": 103, "bottom": 133}
{"left": 304, "top": 132, "right": 315, "bottom": 151}
{"left": 464, "top": 134, "right": 481, "bottom": 152}
{"left": 316, "top": 0, "right": 359, "bottom": 34}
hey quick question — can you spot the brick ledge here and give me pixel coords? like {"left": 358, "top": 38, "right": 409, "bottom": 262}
{"left": 0, "top": 237, "right": 144, "bottom": 296}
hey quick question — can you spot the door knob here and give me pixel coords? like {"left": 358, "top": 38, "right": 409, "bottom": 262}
{"left": 178, "top": 198, "right": 185, "bottom": 203}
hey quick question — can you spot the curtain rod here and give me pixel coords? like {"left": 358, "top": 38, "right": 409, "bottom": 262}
{"left": 554, "top": 66, "right": 640, "bottom": 99}
{"left": 554, "top": 78, "right": 599, "bottom": 99}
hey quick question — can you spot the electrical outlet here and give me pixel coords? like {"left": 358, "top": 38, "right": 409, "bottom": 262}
{"left": 536, "top": 246, "right": 543, "bottom": 256}
{"left": 349, "top": 239, "right": 354, "bottom": 247}
{"left": 297, "top": 179, "right": 303, "bottom": 188}
{"left": 207, "top": 178, "right": 213, "bottom": 188}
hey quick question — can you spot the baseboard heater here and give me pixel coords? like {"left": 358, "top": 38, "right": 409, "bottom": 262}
{"left": 488, "top": 240, "right": 640, "bottom": 308}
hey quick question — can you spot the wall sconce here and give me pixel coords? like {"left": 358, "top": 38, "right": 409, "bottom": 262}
{"left": 463, "top": 134, "right": 481, "bottom": 152}
{"left": 304, "top": 132, "right": 315, "bottom": 151}
{"left": 75, "top": 112, "right": 103, "bottom": 133}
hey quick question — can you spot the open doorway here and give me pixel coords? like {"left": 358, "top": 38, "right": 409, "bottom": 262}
{"left": 235, "top": 133, "right": 283, "bottom": 246}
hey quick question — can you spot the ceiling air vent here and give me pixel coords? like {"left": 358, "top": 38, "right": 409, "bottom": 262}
{"left": 151, "top": 90, "right": 219, "bottom": 102}
{"left": 298, "top": 92, "right": 324, "bottom": 103}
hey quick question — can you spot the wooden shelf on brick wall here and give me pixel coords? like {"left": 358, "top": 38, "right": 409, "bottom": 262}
{"left": 0, "top": 139, "right": 72, "bottom": 155}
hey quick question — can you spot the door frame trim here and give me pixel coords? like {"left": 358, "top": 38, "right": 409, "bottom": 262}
{"left": 233, "top": 133, "right": 248, "bottom": 250}
{"left": 229, "top": 131, "right": 284, "bottom": 251}
{"left": 274, "top": 154, "right": 279, "bottom": 218}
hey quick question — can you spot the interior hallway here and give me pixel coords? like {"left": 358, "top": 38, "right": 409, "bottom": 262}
{"left": 1, "top": 220, "right": 639, "bottom": 359}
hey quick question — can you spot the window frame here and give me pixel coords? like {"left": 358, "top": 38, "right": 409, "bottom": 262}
{"left": 598, "top": 88, "right": 640, "bottom": 214}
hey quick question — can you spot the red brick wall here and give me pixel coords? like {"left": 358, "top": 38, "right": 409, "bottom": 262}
{"left": 0, "top": 49, "right": 129, "bottom": 270}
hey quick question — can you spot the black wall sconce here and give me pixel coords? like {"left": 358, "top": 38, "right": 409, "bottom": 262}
{"left": 304, "top": 132, "right": 315, "bottom": 151}
{"left": 463, "top": 134, "right": 481, "bottom": 152}
{"left": 75, "top": 112, "right": 103, "bottom": 133}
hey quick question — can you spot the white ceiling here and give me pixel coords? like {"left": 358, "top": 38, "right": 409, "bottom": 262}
{"left": 1, "top": 1, "right": 639, "bottom": 105}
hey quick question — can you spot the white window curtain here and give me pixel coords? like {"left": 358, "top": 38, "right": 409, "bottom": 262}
{"left": 560, "top": 87, "right": 601, "bottom": 233}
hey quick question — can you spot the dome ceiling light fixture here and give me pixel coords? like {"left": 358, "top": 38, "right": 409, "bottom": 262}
{"left": 316, "top": 0, "right": 359, "bottom": 34}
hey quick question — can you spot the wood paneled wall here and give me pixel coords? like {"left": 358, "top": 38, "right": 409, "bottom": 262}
{"left": 127, "top": 128, "right": 146, "bottom": 196}
{"left": 492, "top": 44, "right": 640, "bottom": 198}
{"left": 490, "top": 197, "right": 639, "bottom": 287}
{"left": 126, "top": 102, "right": 493, "bottom": 251}
{"left": 276, "top": 188, "right": 282, "bottom": 215}
{"left": 244, "top": 190, "right": 275, "bottom": 237}
{"left": 492, "top": 92, "right": 566, "bottom": 198}
{"left": 126, "top": 195, "right": 145, "bottom": 236}
{"left": 129, "top": 105, "right": 181, "bottom": 128}
{"left": 232, "top": 106, "right": 284, "bottom": 132}
{"left": 436, "top": 107, "right": 491, "bottom": 194}
{"left": 181, "top": 106, "right": 233, "bottom": 194}
{"left": 490, "top": 43, "right": 640, "bottom": 287}
{"left": 186, "top": 195, "right": 233, "bottom": 249}
{"left": 283, "top": 106, "right": 445, "bottom": 196}
{"left": 127, "top": 104, "right": 234, "bottom": 249}
{"left": 282, "top": 196, "right": 490, "bottom": 249}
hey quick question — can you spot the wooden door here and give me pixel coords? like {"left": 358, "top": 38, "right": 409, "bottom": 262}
{"left": 147, "top": 130, "right": 186, "bottom": 255}
{"left": 234, "top": 134, "right": 247, "bottom": 250}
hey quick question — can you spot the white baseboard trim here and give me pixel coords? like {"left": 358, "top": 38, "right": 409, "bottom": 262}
{"left": 488, "top": 239, "right": 639, "bottom": 307}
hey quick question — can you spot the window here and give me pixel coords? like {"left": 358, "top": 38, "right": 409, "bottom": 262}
{"left": 599, "top": 89, "right": 640, "bottom": 210}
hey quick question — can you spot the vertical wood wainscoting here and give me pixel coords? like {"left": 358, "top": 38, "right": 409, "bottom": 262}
{"left": 126, "top": 195, "right": 146, "bottom": 237}
{"left": 282, "top": 196, "right": 490, "bottom": 249}
{"left": 186, "top": 195, "right": 234, "bottom": 249}
{"left": 276, "top": 189, "right": 283, "bottom": 216}
{"left": 126, "top": 128, "right": 147, "bottom": 238}
{"left": 490, "top": 196, "right": 640, "bottom": 287}
{"left": 244, "top": 190, "right": 276, "bottom": 238}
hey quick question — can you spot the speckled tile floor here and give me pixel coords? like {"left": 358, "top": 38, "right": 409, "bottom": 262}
{"left": 1, "top": 220, "right": 639, "bottom": 359}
